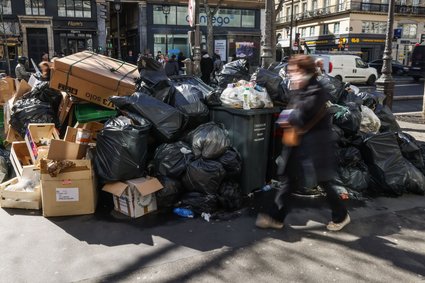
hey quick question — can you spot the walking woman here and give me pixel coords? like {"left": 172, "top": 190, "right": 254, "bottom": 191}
{"left": 256, "top": 55, "right": 350, "bottom": 231}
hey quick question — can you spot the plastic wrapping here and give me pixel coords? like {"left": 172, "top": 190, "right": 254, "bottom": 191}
{"left": 153, "top": 141, "right": 194, "bottom": 178}
{"left": 396, "top": 132, "right": 425, "bottom": 174}
{"left": 364, "top": 132, "right": 425, "bottom": 196}
{"left": 360, "top": 105, "right": 381, "bottom": 134}
{"left": 217, "top": 181, "right": 243, "bottom": 211}
{"left": 10, "top": 98, "right": 60, "bottom": 137}
{"left": 156, "top": 176, "right": 183, "bottom": 208}
{"left": 94, "top": 116, "right": 151, "bottom": 182}
{"left": 329, "top": 102, "right": 362, "bottom": 136}
{"left": 110, "top": 92, "right": 186, "bottom": 142}
{"left": 187, "top": 122, "right": 230, "bottom": 159}
{"left": 220, "top": 83, "right": 273, "bottom": 109}
{"left": 375, "top": 105, "right": 401, "bottom": 133}
{"left": 182, "top": 158, "right": 226, "bottom": 194}
{"left": 218, "top": 147, "right": 242, "bottom": 179}
{"left": 216, "top": 59, "right": 251, "bottom": 89}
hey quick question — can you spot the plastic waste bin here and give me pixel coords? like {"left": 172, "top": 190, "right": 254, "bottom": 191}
{"left": 74, "top": 104, "right": 116, "bottom": 123}
{"left": 210, "top": 106, "right": 280, "bottom": 194}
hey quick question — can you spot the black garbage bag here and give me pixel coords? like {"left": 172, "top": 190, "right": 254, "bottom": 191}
{"left": 337, "top": 162, "right": 370, "bottom": 193}
{"left": 217, "top": 181, "right": 243, "bottom": 211}
{"left": 180, "top": 192, "right": 219, "bottom": 214}
{"left": 216, "top": 59, "right": 250, "bottom": 89}
{"left": 118, "top": 109, "right": 152, "bottom": 127}
{"left": 182, "top": 158, "right": 226, "bottom": 194}
{"left": 94, "top": 116, "right": 150, "bottom": 182}
{"left": 318, "top": 74, "right": 345, "bottom": 103}
{"left": 251, "top": 68, "right": 285, "bottom": 102}
{"left": 206, "top": 89, "right": 222, "bottom": 106}
{"left": 329, "top": 103, "right": 362, "bottom": 136}
{"left": 136, "top": 57, "right": 168, "bottom": 88}
{"left": 153, "top": 141, "right": 194, "bottom": 178}
{"left": 358, "top": 92, "right": 380, "bottom": 110}
{"left": 10, "top": 98, "right": 60, "bottom": 138}
{"left": 173, "top": 85, "right": 209, "bottom": 129}
{"left": 336, "top": 147, "right": 363, "bottom": 167}
{"left": 23, "top": 81, "right": 63, "bottom": 114}
{"left": 374, "top": 105, "right": 401, "bottom": 133}
{"left": 156, "top": 176, "right": 183, "bottom": 208}
{"left": 218, "top": 147, "right": 242, "bottom": 179}
{"left": 149, "top": 80, "right": 176, "bottom": 104}
{"left": 110, "top": 92, "right": 186, "bottom": 142}
{"left": 267, "top": 61, "right": 287, "bottom": 75}
{"left": 0, "top": 145, "right": 13, "bottom": 183}
{"left": 338, "top": 90, "right": 363, "bottom": 107}
{"left": 187, "top": 122, "right": 230, "bottom": 159}
{"left": 396, "top": 132, "right": 425, "bottom": 174}
{"left": 364, "top": 132, "right": 424, "bottom": 196}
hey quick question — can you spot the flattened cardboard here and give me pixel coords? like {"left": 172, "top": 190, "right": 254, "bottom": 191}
{"left": 53, "top": 51, "right": 138, "bottom": 91}
{"left": 102, "top": 182, "right": 129, "bottom": 196}
{"left": 40, "top": 159, "right": 97, "bottom": 217}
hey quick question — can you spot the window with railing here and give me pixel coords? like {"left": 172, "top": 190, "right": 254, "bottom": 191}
{"left": 338, "top": 0, "right": 345, "bottom": 11}
{"left": 58, "top": 0, "right": 92, "bottom": 18}
{"left": 324, "top": 0, "right": 331, "bottom": 13}
{"left": 362, "top": 21, "right": 387, "bottom": 34}
{"left": 0, "top": 0, "right": 12, "bottom": 14}
{"left": 398, "top": 23, "right": 417, "bottom": 38}
{"left": 286, "top": 7, "right": 291, "bottom": 19}
{"left": 25, "top": 0, "right": 45, "bottom": 15}
{"left": 312, "top": 0, "right": 318, "bottom": 10}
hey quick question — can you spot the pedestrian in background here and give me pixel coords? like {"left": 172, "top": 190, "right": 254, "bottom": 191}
{"left": 315, "top": 58, "right": 325, "bottom": 76}
{"left": 156, "top": 51, "right": 162, "bottom": 61}
{"left": 39, "top": 62, "right": 51, "bottom": 81}
{"left": 15, "top": 56, "right": 31, "bottom": 82}
{"left": 165, "top": 54, "right": 179, "bottom": 77}
{"left": 213, "top": 53, "right": 223, "bottom": 78}
{"left": 200, "top": 51, "right": 214, "bottom": 84}
{"left": 177, "top": 52, "right": 186, "bottom": 73}
{"left": 41, "top": 52, "right": 49, "bottom": 62}
{"left": 256, "top": 54, "right": 350, "bottom": 232}
{"left": 125, "top": 50, "right": 137, "bottom": 64}
{"left": 157, "top": 54, "right": 166, "bottom": 67}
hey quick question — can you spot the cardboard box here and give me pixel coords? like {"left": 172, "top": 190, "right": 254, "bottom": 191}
{"left": 5, "top": 126, "right": 24, "bottom": 143}
{"left": 50, "top": 51, "right": 138, "bottom": 109}
{"left": 13, "top": 79, "right": 32, "bottom": 104}
{"left": 102, "top": 177, "right": 163, "bottom": 218}
{"left": 47, "top": 126, "right": 89, "bottom": 160}
{"left": 74, "top": 122, "right": 104, "bottom": 143}
{"left": 58, "top": 92, "right": 74, "bottom": 125}
{"left": 10, "top": 141, "right": 39, "bottom": 179}
{"left": 0, "top": 177, "right": 41, "bottom": 210}
{"left": 0, "top": 77, "right": 15, "bottom": 103}
{"left": 25, "top": 124, "right": 60, "bottom": 163}
{"left": 40, "top": 159, "right": 97, "bottom": 217}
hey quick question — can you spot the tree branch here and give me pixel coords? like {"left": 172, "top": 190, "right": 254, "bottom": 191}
{"left": 212, "top": 0, "right": 223, "bottom": 15}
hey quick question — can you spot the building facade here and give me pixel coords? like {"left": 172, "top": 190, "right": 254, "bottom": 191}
{"left": 106, "top": 0, "right": 264, "bottom": 66}
{"left": 276, "top": 0, "right": 425, "bottom": 64}
{"left": 0, "top": 0, "right": 98, "bottom": 74}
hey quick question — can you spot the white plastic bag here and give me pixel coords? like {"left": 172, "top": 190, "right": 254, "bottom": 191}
{"left": 360, "top": 105, "right": 381, "bottom": 133}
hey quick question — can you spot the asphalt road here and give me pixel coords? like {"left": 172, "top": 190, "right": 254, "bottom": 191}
{"left": 357, "top": 76, "right": 424, "bottom": 113}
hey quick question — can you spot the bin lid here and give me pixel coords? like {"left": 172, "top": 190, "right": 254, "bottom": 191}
{"left": 209, "top": 106, "right": 281, "bottom": 116}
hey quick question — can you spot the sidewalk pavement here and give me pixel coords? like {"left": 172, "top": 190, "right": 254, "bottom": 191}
{"left": 1, "top": 117, "right": 425, "bottom": 283}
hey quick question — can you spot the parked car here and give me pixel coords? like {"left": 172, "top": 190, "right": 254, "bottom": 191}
{"left": 409, "top": 44, "right": 425, "bottom": 81}
{"left": 314, "top": 54, "right": 378, "bottom": 85}
{"left": 368, "top": 59, "right": 410, "bottom": 75}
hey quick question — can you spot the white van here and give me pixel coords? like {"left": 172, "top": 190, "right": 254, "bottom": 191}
{"left": 314, "top": 55, "right": 378, "bottom": 85}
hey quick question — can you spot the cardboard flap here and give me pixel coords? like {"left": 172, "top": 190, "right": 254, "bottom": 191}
{"left": 47, "top": 139, "right": 88, "bottom": 160}
{"left": 127, "top": 177, "right": 163, "bottom": 196}
{"left": 102, "top": 182, "right": 128, "bottom": 197}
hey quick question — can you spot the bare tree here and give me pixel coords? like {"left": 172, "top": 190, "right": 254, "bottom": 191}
{"left": 272, "top": 0, "right": 286, "bottom": 59}
{"left": 203, "top": 0, "right": 223, "bottom": 57}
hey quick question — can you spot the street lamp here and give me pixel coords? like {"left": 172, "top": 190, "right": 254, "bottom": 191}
{"left": 261, "top": 0, "right": 274, "bottom": 67}
{"left": 162, "top": 4, "right": 171, "bottom": 55}
{"left": 113, "top": 0, "right": 122, "bottom": 60}
{"left": 375, "top": 0, "right": 395, "bottom": 109}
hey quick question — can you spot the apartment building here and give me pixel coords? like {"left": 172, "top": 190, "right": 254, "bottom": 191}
{"left": 276, "top": 0, "right": 425, "bottom": 64}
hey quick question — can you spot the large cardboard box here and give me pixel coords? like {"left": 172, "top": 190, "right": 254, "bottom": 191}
{"left": 10, "top": 141, "right": 39, "bottom": 180}
{"left": 25, "top": 124, "right": 60, "bottom": 163}
{"left": 47, "top": 126, "right": 89, "bottom": 160}
{"left": 40, "top": 159, "right": 97, "bottom": 217}
{"left": 50, "top": 51, "right": 138, "bottom": 109}
{"left": 102, "top": 177, "right": 163, "bottom": 218}
{"left": 0, "top": 77, "right": 15, "bottom": 103}
{"left": 0, "top": 177, "right": 41, "bottom": 210}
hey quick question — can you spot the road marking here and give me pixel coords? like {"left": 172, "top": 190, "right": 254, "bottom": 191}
{"left": 395, "top": 84, "right": 422, "bottom": 87}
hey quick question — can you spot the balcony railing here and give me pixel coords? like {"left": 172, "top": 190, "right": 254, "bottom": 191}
{"left": 277, "top": 1, "right": 425, "bottom": 24}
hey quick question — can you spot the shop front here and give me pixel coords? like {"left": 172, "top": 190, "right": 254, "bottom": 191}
{"left": 0, "top": 20, "right": 21, "bottom": 75}
{"left": 53, "top": 20, "right": 98, "bottom": 56}
{"left": 147, "top": 4, "right": 261, "bottom": 67}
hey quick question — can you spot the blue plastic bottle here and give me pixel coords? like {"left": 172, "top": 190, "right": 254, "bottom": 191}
{"left": 173, "top": 208, "right": 194, "bottom": 218}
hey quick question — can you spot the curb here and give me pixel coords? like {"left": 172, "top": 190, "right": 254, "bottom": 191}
{"left": 394, "top": 111, "right": 423, "bottom": 116}
{"left": 393, "top": 95, "right": 423, "bottom": 101}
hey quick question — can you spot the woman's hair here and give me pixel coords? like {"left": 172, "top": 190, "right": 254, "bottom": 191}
{"left": 39, "top": 62, "right": 51, "bottom": 78}
{"left": 288, "top": 55, "right": 317, "bottom": 78}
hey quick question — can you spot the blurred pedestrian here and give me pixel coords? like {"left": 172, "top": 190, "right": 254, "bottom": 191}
{"left": 157, "top": 54, "right": 165, "bottom": 67}
{"left": 15, "top": 56, "right": 31, "bottom": 82}
{"left": 156, "top": 51, "right": 162, "bottom": 61}
{"left": 165, "top": 54, "right": 179, "bottom": 77}
{"left": 41, "top": 52, "right": 49, "bottom": 62}
{"left": 177, "top": 52, "right": 186, "bottom": 73}
{"left": 256, "top": 54, "right": 350, "bottom": 231}
{"left": 315, "top": 58, "right": 325, "bottom": 76}
{"left": 125, "top": 50, "right": 137, "bottom": 64}
{"left": 213, "top": 53, "right": 223, "bottom": 78}
{"left": 200, "top": 51, "right": 214, "bottom": 84}
{"left": 39, "top": 61, "right": 51, "bottom": 81}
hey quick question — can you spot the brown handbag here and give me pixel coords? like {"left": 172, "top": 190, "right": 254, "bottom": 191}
{"left": 282, "top": 105, "right": 327, "bottom": 147}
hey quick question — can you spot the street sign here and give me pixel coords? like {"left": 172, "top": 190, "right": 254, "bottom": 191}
{"left": 394, "top": 28, "right": 402, "bottom": 39}
{"left": 188, "top": 0, "right": 196, "bottom": 27}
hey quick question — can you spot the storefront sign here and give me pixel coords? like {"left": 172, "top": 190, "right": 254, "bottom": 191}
{"left": 236, "top": 42, "right": 254, "bottom": 57}
{"left": 214, "top": 40, "right": 227, "bottom": 61}
{"left": 361, "top": 38, "right": 385, "bottom": 43}
{"left": 304, "top": 40, "right": 330, "bottom": 46}
{"left": 68, "top": 21, "right": 83, "bottom": 27}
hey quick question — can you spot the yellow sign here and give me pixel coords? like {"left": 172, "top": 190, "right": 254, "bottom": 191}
{"left": 305, "top": 40, "right": 329, "bottom": 45}
{"left": 362, "top": 39, "right": 385, "bottom": 43}
{"left": 67, "top": 21, "right": 83, "bottom": 27}
{"left": 351, "top": 38, "right": 360, "bottom": 43}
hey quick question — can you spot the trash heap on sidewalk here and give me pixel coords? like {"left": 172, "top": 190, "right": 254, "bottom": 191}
{"left": 0, "top": 54, "right": 423, "bottom": 222}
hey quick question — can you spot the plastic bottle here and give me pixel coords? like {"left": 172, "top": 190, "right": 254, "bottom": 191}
{"left": 243, "top": 87, "right": 251, "bottom": 110}
{"left": 173, "top": 208, "right": 194, "bottom": 218}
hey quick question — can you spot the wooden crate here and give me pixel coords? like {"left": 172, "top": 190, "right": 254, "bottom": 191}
{"left": 0, "top": 177, "right": 41, "bottom": 210}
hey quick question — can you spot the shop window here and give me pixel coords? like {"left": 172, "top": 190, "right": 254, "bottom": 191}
{"left": 0, "top": 0, "right": 12, "bottom": 14}
{"left": 58, "top": 0, "right": 91, "bottom": 18}
{"left": 241, "top": 10, "right": 255, "bottom": 28}
{"left": 334, "top": 22, "right": 340, "bottom": 34}
{"left": 398, "top": 23, "right": 417, "bottom": 39}
{"left": 323, "top": 24, "right": 329, "bottom": 35}
{"left": 309, "top": 26, "right": 315, "bottom": 36}
{"left": 59, "top": 32, "right": 93, "bottom": 55}
{"left": 25, "top": 0, "right": 45, "bottom": 16}
{"left": 153, "top": 5, "right": 177, "bottom": 25}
